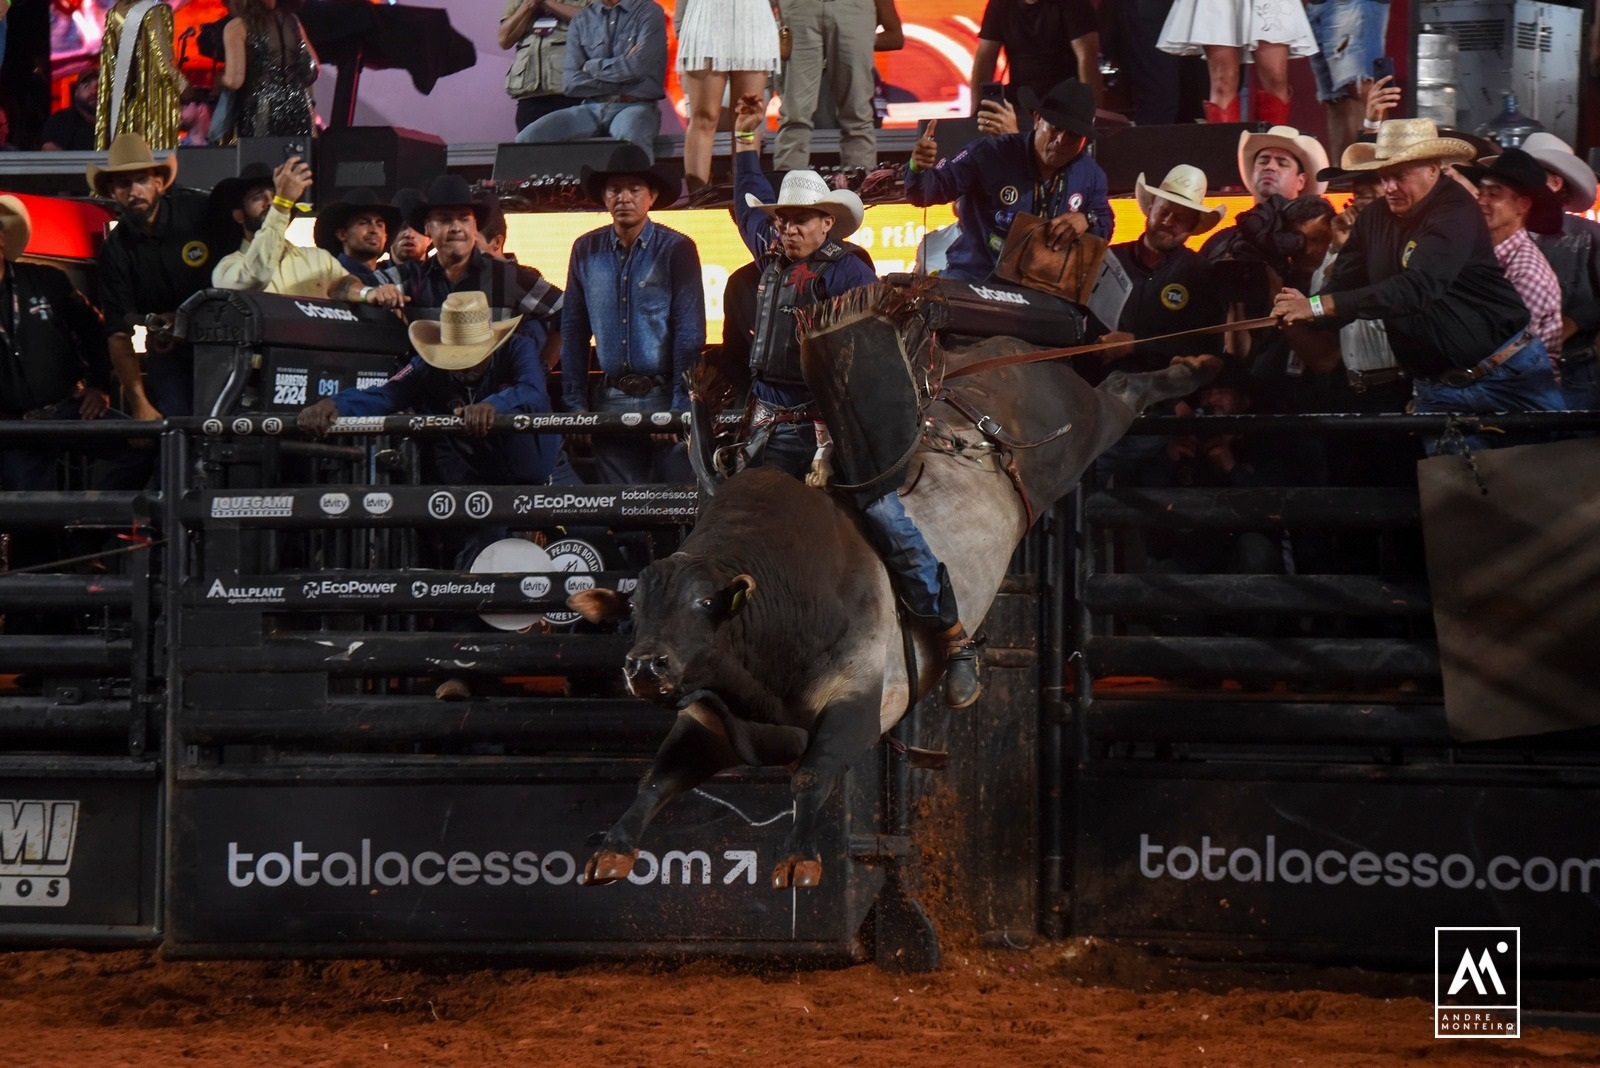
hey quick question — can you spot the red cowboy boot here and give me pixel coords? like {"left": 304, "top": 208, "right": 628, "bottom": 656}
{"left": 1255, "top": 91, "right": 1292, "bottom": 126}
{"left": 1202, "top": 98, "right": 1241, "bottom": 124}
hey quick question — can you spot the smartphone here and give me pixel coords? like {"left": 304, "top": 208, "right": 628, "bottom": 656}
{"left": 1372, "top": 56, "right": 1396, "bottom": 85}
{"left": 283, "top": 141, "right": 306, "bottom": 161}
{"left": 980, "top": 81, "right": 1005, "bottom": 107}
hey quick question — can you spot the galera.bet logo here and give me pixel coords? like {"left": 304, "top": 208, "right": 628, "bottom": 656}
{"left": 1435, "top": 927, "right": 1519, "bottom": 1039}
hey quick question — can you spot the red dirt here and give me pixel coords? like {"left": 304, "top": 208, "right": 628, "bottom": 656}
{"left": 5, "top": 942, "right": 1598, "bottom": 1067}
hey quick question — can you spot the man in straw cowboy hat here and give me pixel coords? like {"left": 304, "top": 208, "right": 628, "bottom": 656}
{"left": 211, "top": 158, "right": 406, "bottom": 308}
{"left": 561, "top": 143, "right": 704, "bottom": 485}
{"left": 90, "top": 132, "right": 225, "bottom": 424}
{"left": 1097, "top": 165, "right": 1228, "bottom": 374}
{"left": 730, "top": 92, "right": 981, "bottom": 710}
{"left": 1521, "top": 132, "right": 1600, "bottom": 412}
{"left": 1274, "top": 118, "right": 1563, "bottom": 450}
{"left": 906, "top": 78, "right": 1111, "bottom": 283}
{"left": 298, "top": 290, "right": 560, "bottom": 493}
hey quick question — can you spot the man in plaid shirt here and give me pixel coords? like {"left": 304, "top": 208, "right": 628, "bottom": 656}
{"left": 1458, "top": 148, "right": 1567, "bottom": 365}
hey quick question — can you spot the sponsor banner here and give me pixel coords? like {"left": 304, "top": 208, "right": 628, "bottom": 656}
{"left": 0, "top": 778, "right": 155, "bottom": 928}
{"left": 1075, "top": 775, "right": 1600, "bottom": 966}
{"left": 186, "top": 413, "right": 721, "bottom": 436}
{"left": 194, "top": 487, "right": 700, "bottom": 526}
{"left": 190, "top": 573, "right": 640, "bottom": 610}
{"left": 169, "top": 782, "right": 856, "bottom": 946}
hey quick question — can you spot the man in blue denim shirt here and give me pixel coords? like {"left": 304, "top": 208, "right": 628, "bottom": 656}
{"left": 906, "top": 79, "right": 1111, "bottom": 282}
{"left": 515, "top": 0, "right": 668, "bottom": 158}
{"left": 562, "top": 144, "right": 704, "bottom": 483}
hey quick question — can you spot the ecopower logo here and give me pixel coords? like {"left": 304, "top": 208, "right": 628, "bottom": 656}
{"left": 1436, "top": 927, "right": 1519, "bottom": 1038}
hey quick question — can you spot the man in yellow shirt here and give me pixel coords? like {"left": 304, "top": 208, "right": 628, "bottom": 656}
{"left": 211, "top": 157, "right": 406, "bottom": 308}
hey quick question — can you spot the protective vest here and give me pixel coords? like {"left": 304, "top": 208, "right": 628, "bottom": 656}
{"left": 749, "top": 241, "right": 857, "bottom": 386}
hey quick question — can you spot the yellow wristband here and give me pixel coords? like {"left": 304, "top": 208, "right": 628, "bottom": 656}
{"left": 734, "top": 131, "right": 756, "bottom": 143}
{"left": 272, "top": 195, "right": 295, "bottom": 212}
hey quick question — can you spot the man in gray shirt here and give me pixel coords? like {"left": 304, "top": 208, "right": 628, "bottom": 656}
{"left": 514, "top": 0, "right": 667, "bottom": 158}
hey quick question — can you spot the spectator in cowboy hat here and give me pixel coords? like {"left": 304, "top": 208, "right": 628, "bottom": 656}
{"left": 1455, "top": 147, "right": 1566, "bottom": 361}
{"left": 403, "top": 173, "right": 564, "bottom": 365}
{"left": 906, "top": 78, "right": 1112, "bottom": 282}
{"left": 1234, "top": 125, "right": 1329, "bottom": 204}
{"left": 314, "top": 188, "right": 402, "bottom": 287}
{"left": 1521, "top": 132, "right": 1600, "bottom": 413}
{"left": 1275, "top": 119, "right": 1562, "bottom": 452}
{"left": 561, "top": 143, "right": 703, "bottom": 484}
{"left": 89, "top": 133, "right": 220, "bottom": 423}
{"left": 211, "top": 160, "right": 406, "bottom": 308}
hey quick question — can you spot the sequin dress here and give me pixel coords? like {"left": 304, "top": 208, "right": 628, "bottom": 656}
{"left": 235, "top": 13, "right": 316, "bottom": 139}
{"left": 95, "top": 1, "right": 184, "bottom": 149}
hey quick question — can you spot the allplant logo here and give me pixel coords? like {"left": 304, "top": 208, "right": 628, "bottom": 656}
{"left": 1435, "top": 927, "right": 1519, "bottom": 1038}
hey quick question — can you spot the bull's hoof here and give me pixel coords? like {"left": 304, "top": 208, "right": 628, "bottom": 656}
{"left": 583, "top": 850, "right": 638, "bottom": 886}
{"left": 771, "top": 857, "right": 824, "bottom": 889}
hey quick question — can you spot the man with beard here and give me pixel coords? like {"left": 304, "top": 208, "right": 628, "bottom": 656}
{"left": 905, "top": 79, "right": 1110, "bottom": 282}
{"left": 41, "top": 70, "right": 99, "bottom": 151}
{"left": 314, "top": 189, "right": 402, "bottom": 287}
{"left": 212, "top": 159, "right": 406, "bottom": 307}
{"left": 90, "top": 133, "right": 220, "bottom": 421}
{"left": 403, "top": 174, "right": 562, "bottom": 365}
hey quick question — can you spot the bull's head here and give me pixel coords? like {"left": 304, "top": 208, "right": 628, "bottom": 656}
{"left": 568, "top": 555, "right": 756, "bottom": 704}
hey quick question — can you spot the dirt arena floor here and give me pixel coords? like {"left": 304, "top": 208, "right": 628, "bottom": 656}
{"left": 7, "top": 939, "right": 1600, "bottom": 1067}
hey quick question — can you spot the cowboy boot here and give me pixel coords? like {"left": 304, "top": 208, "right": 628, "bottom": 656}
{"left": 939, "top": 623, "right": 982, "bottom": 709}
{"left": 1255, "top": 91, "right": 1292, "bottom": 126}
{"left": 1202, "top": 98, "right": 1241, "bottom": 124}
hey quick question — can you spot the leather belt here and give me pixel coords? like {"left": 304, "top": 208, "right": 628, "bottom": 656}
{"left": 591, "top": 94, "right": 646, "bottom": 103}
{"left": 1346, "top": 366, "right": 1409, "bottom": 391}
{"left": 748, "top": 399, "right": 818, "bottom": 429}
{"left": 607, "top": 373, "right": 667, "bottom": 397}
{"left": 1431, "top": 330, "right": 1535, "bottom": 389}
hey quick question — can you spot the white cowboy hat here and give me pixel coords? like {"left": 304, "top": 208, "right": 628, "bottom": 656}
{"left": 1520, "top": 131, "right": 1597, "bottom": 214}
{"left": 1340, "top": 118, "right": 1477, "bottom": 172}
{"left": 0, "top": 195, "right": 31, "bottom": 261}
{"left": 1238, "top": 126, "right": 1330, "bottom": 196}
{"left": 86, "top": 133, "right": 178, "bottom": 197}
{"left": 744, "top": 169, "right": 864, "bottom": 240}
{"left": 1134, "top": 165, "right": 1228, "bottom": 235}
{"left": 406, "top": 291, "right": 523, "bottom": 371}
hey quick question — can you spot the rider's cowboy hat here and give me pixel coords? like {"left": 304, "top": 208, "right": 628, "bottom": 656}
{"left": 410, "top": 174, "right": 490, "bottom": 232}
{"left": 1339, "top": 118, "right": 1477, "bottom": 171}
{"left": 407, "top": 291, "right": 523, "bottom": 371}
{"left": 1238, "top": 125, "right": 1330, "bottom": 196}
{"left": 1455, "top": 147, "right": 1566, "bottom": 236}
{"left": 744, "top": 169, "right": 864, "bottom": 239}
{"left": 314, "top": 188, "right": 403, "bottom": 253}
{"left": 1519, "top": 131, "right": 1596, "bottom": 213}
{"left": 208, "top": 162, "right": 275, "bottom": 213}
{"left": 1135, "top": 165, "right": 1228, "bottom": 234}
{"left": 581, "top": 143, "right": 679, "bottom": 205}
{"left": 86, "top": 133, "right": 177, "bottom": 196}
{"left": 1017, "top": 79, "right": 1098, "bottom": 139}
{"left": 0, "top": 195, "right": 30, "bottom": 260}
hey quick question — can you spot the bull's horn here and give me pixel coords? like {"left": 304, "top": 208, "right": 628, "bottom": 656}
{"left": 727, "top": 574, "right": 757, "bottom": 615}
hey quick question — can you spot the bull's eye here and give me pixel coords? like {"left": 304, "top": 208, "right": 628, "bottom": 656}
{"left": 696, "top": 597, "right": 715, "bottom": 611}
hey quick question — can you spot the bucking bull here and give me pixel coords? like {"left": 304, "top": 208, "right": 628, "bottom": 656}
{"left": 569, "top": 281, "right": 1217, "bottom": 890}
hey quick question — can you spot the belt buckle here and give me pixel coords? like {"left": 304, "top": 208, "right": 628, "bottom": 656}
{"left": 1437, "top": 367, "right": 1476, "bottom": 389}
{"left": 749, "top": 403, "right": 775, "bottom": 429}
{"left": 614, "top": 373, "right": 654, "bottom": 396}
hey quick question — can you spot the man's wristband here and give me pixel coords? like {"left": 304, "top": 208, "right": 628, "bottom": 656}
{"left": 272, "top": 194, "right": 296, "bottom": 213}
{"left": 1362, "top": 118, "right": 1381, "bottom": 132}
{"left": 734, "top": 131, "right": 756, "bottom": 143}
{"left": 358, "top": 286, "right": 373, "bottom": 304}
{"left": 1309, "top": 294, "right": 1325, "bottom": 319}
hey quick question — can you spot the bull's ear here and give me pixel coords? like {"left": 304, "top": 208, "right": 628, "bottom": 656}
{"left": 567, "top": 587, "right": 630, "bottom": 623}
{"left": 724, "top": 574, "right": 757, "bottom": 617}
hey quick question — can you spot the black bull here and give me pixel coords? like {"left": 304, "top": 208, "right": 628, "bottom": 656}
{"left": 570, "top": 307, "right": 1218, "bottom": 889}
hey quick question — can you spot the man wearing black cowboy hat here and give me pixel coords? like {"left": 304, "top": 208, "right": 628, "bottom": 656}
{"left": 560, "top": 144, "right": 703, "bottom": 484}
{"left": 1456, "top": 147, "right": 1567, "bottom": 365}
{"left": 404, "top": 174, "right": 563, "bottom": 364}
{"left": 314, "top": 188, "right": 402, "bottom": 287}
{"left": 906, "top": 78, "right": 1110, "bottom": 282}
{"left": 212, "top": 159, "right": 406, "bottom": 308}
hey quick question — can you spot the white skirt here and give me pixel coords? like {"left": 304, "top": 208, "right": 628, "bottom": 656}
{"left": 676, "top": 0, "right": 782, "bottom": 74}
{"left": 1157, "top": 0, "right": 1319, "bottom": 57}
